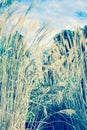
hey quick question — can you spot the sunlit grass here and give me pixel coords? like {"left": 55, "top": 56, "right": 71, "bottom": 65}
{"left": 0, "top": 1, "right": 87, "bottom": 130}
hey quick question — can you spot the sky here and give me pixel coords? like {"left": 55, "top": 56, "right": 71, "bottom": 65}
{"left": 19, "top": 0, "right": 87, "bottom": 36}
{"left": 0, "top": 0, "right": 87, "bottom": 45}
{"left": 20, "top": 0, "right": 87, "bottom": 30}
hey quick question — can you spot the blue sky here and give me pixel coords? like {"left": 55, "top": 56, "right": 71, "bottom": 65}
{"left": 20, "top": 0, "right": 87, "bottom": 30}
{"left": 0, "top": 0, "right": 87, "bottom": 43}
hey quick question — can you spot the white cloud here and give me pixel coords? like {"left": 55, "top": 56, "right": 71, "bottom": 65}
{"left": 20, "top": 0, "right": 87, "bottom": 34}
{"left": 0, "top": 0, "right": 87, "bottom": 44}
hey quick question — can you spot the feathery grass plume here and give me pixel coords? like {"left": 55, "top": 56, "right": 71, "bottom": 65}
{"left": 0, "top": 0, "right": 87, "bottom": 130}
{"left": 0, "top": 1, "right": 39, "bottom": 129}
{"left": 0, "top": 31, "right": 36, "bottom": 129}
{"left": 25, "top": 27, "right": 87, "bottom": 130}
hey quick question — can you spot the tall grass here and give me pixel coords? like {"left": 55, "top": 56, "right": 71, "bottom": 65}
{"left": 0, "top": 1, "right": 87, "bottom": 130}
{"left": 0, "top": 32, "right": 34, "bottom": 129}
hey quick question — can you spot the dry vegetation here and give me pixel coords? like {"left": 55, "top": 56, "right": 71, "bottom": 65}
{"left": 0, "top": 1, "right": 87, "bottom": 130}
